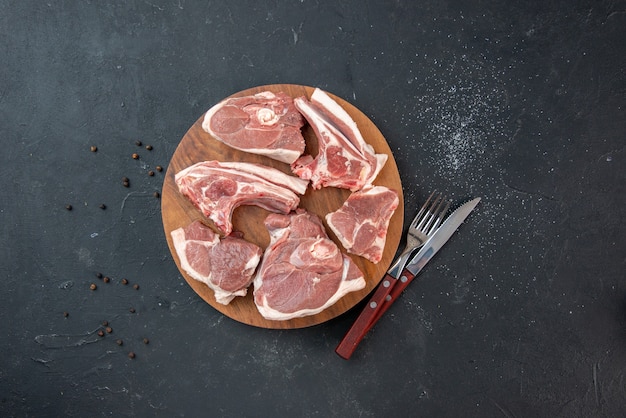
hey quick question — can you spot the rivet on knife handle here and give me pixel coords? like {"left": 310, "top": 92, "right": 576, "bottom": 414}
{"left": 367, "top": 268, "right": 417, "bottom": 331}
{"left": 335, "top": 273, "right": 398, "bottom": 360}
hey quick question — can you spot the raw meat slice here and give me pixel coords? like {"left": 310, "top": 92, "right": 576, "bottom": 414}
{"left": 202, "top": 91, "right": 306, "bottom": 164}
{"left": 326, "top": 185, "right": 399, "bottom": 264}
{"left": 291, "top": 88, "right": 388, "bottom": 191}
{"left": 175, "top": 160, "right": 309, "bottom": 235}
{"left": 171, "top": 220, "right": 262, "bottom": 305}
{"left": 253, "top": 209, "right": 366, "bottom": 321}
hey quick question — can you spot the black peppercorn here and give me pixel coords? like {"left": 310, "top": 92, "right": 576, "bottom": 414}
{"left": 99, "top": 203, "right": 106, "bottom": 210}
{"left": 65, "top": 204, "right": 72, "bottom": 211}
{"left": 148, "top": 170, "right": 154, "bottom": 177}
{"left": 121, "top": 278, "right": 128, "bottom": 285}
{"left": 106, "top": 327, "right": 112, "bottom": 334}
{"left": 153, "top": 191, "right": 160, "bottom": 198}
{"left": 102, "top": 320, "right": 108, "bottom": 327}
{"left": 156, "top": 165, "right": 163, "bottom": 172}
{"left": 63, "top": 311, "right": 69, "bottom": 318}
{"left": 143, "top": 338, "right": 149, "bottom": 345}
{"left": 116, "top": 339, "right": 123, "bottom": 346}
{"left": 128, "top": 351, "right": 136, "bottom": 359}
{"left": 97, "top": 330, "right": 105, "bottom": 337}
{"left": 90, "top": 145, "right": 97, "bottom": 152}
{"left": 135, "top": 140, "right": 142, "bottom": 146}
{"left": 96, "top": 272, "right": 103, "bottom": 279}
{"left": 90, "top": 283, "right": 97, "bottom": 290}
{"left": 133, "top": 284, "right": 139, "bottom": 290}
{"left": 145, "top": 145, "right": 153, "bottom": 150}
{"left": 103, "top": 276, "right": 110, "bottom": 283}
{"left": 129, "top": 307, "right": 136, "bottom": 313}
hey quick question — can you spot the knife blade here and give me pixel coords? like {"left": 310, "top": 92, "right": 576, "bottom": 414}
{"left": 335, "top": 197, "right": 481, "bottom": 360}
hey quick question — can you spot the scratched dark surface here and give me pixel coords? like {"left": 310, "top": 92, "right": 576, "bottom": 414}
{"left": 1, "top": 1, "right": 625, "bottom": 416}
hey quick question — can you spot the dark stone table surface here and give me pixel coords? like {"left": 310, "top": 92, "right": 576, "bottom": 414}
{"left": 1, "top": 1, "right": 624, "bottom": 416}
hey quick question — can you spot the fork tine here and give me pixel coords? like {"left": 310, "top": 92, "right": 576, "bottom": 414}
{"left": 410, "top": 191, "right": 436, "bottom": 228}
{"left": 427, "top": 199, "right": 450, "bottom": 234}
{"left": 421, "top": 194, "right": 445, "bottom": 232}
{"left": 415, "top": 192, "right": 443, "bottom": 231}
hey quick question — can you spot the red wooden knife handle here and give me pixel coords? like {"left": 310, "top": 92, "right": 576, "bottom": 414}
{"left": 335, "top": 273, "right": 397, "bottom": 360}
{"left": 366, "top": 268, "right": 417, "bottom": 333}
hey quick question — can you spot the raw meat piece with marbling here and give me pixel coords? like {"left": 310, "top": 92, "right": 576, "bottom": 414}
{"left": 171, "top": 220, "right": 262, "bottom": 305}
{"left": 253, "top": 209, "right": 365, "bottom": 321}
{"left": 291, "top": 88, "right": 388, "bottom": 191}
{"left": 326, "top": 185, "right": 399, "bottom": 264}
{"left": 202, "top": 91, "right": 306, "bottom": 164}
{"left": 175, "top": 160, "right": 308, "bottom": 235}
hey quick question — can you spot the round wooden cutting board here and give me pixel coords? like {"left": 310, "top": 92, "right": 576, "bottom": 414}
{"left": 161, "top": 84, "right": 403, "bottom": 329}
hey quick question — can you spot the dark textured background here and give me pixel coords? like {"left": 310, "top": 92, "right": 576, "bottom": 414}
{"left": 1, "top": 1, "right": 625, "bottom": 416}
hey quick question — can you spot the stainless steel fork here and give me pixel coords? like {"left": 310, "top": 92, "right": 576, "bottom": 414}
{"left": 386, "top": 191, "right": 450, "bottom": 278}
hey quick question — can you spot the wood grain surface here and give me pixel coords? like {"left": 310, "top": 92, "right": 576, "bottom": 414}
{"left": 161, "top": 84, "right": 404, "bottom": 329}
